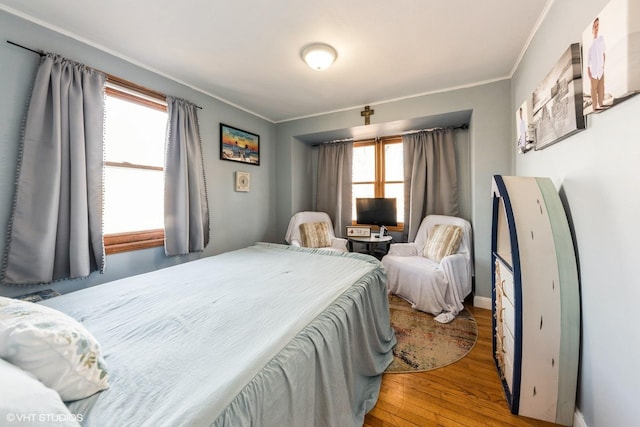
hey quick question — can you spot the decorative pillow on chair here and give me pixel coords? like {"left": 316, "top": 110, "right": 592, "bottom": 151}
{"left": 299, "top": 222, "right": 331, "bottom": 248}
{"left": 424, "top": 224, "right": 463, "bottom": 262}
{"left": 0, "top": 358, "right": 81, "bottom": 426}
{"left": 0, "top": 297, "right": 109, "bottom": 402}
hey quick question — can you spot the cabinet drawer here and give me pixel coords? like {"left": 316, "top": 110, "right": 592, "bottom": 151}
{"left": 496, "top": 260, "right": 515, "bottom": 305}
{"left": 503, "top": 325, "right": 514, "bottom": 365}
{"left": 502, "top": 297, "right": 515, "bottom": 338}
{"left": 496, "top": 329, "right": 515, "bottom": 391}
{"left": 504, "top": 350, "right": 514, "bottom": 390}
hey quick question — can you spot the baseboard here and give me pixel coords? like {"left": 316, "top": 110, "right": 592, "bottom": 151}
{"left": 473, "top": 295, "right": 492, "bottom": 310}
{"left": 574, "top": 408, "right": 588, "bottom": 427}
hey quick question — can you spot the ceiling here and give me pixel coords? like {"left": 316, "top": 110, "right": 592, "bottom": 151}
{"left": 1, "top": 0, "right": 550, "bottom": 123}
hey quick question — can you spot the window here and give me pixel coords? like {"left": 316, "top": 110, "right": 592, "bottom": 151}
{"left": 103, "top": 81, "right": 168, "bottom": 254}
{"left": 352, "top": 136, "right": 404, "bottom": 230}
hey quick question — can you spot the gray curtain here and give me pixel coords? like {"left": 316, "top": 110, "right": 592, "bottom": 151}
{"left": 403, "top": 128, "right": 459, "bottom": 242}
{"left": 2, "top": 53, "right": 106, "bottom": 285}
{"left": 316, "top": 142, "right": 353, "bottom": 237}
{"left": 164, "top": 97, "right": 210, "bottom": 256}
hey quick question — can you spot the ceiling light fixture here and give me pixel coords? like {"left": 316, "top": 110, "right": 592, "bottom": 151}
{"left": 301, "top": 43, "right": 337, "bottom": 71}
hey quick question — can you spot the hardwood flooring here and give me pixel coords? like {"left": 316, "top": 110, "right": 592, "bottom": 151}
{"left": 364, "top": 302, "right": 562, "bottom": 427}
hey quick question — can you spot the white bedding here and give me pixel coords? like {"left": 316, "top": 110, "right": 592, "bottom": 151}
{"left": 41, "top": 243, "right": 395, "bottom": 426}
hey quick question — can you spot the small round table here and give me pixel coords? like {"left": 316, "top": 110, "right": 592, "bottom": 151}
{"left": 348, "top": 234, "right": 393, "bottom": 259}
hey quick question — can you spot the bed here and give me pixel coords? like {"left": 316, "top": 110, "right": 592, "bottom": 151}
{"left": 1, "top": 243, "right": 395, "bottom": 426}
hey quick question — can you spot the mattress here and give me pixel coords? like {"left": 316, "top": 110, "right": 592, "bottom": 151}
{"left": 41, "top": 243, "right": 396, "bottom": 426}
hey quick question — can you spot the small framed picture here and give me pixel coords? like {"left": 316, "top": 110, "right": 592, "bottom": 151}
{"left": 220, "top": 123, "right": 260, "bottom": 165}
{"left": 346, "top": 226, "right": 371, "bottom": 237}
{"left": 235, "top": 171, "right": 250, "bottom": 192}
{"left": 515, "top": 99, "right": 535, "bottom": 154}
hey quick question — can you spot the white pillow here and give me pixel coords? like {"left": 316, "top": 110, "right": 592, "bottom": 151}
{"left": 0, "top": 297, "right": 109, "bottom": 401}
{"left": 0, "top": 358, "right": 81, "bottom": 426}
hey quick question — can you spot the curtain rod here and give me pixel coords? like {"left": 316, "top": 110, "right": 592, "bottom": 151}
{"left": 7, "top": 40, "right": 43, "bottom": 56}
{"left": 313, "top": 123, "right": 469, "bottom": 146}
{"left": 6, "top": 40, "right": 202, "bottom": 110}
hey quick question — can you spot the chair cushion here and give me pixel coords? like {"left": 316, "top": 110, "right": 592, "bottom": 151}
{"left": 299, "top": 222, "right": 331, "bottom": 248}
{"left": 423, "top": 224, "right": 463, "bottom": 262}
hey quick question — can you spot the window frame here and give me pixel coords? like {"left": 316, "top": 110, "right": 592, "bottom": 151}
{"left": 102, "top": 81, "right": 168, "bottom": 255}
{"left": 352, "top": 136, "right": 404, "bottom": 231}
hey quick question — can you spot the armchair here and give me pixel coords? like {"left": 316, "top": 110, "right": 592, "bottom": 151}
{"left": 284, "top": 211, "right": 348, "bottom": 252}
{"left": 381, "top": 215, "right": 473, "bottom": 323}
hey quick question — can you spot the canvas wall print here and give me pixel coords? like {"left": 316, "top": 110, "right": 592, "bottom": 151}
{"left": 515, "top": 99, "right": 535, "bottom": 154}
{"left": 220, "top": 123, "right": 260, "bottom": 165}
{"left": 532, "top": 43, "right": 585, "bottom": 150}
{"left": 581, "top": 0, "right": 640, "bottom": 115}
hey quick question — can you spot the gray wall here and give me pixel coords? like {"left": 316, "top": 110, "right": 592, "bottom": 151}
{"left": 275, "top": 80, "right": 512, "bottom": 302}
{"left": 0, "top": 11, "right": 276, "bottom": 297}
{"left": 512, "top": 0, "right": 639, "bottom": 425}
{"left": 304, "top": 130, "right": 471, "bottom": 245}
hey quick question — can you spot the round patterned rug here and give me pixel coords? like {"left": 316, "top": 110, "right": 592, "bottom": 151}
{"left": 386, "top": 294, "right": 478, "bottom": 373}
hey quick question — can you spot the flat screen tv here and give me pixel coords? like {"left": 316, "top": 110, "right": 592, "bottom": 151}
{"left": 356, "top": 198, "right": 398, "bottom": 227}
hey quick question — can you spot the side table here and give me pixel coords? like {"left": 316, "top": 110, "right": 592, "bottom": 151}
{"left": 348, "top": 234, "right": 393, "bottom": 259}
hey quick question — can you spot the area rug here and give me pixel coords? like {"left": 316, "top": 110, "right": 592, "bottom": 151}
{"left": 386, "top": 294, "right": 478, "bottom": 373}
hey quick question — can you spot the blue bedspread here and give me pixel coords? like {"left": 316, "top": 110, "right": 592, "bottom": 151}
{"left": 41, "top": 243, "right": 396, "bottom": 426}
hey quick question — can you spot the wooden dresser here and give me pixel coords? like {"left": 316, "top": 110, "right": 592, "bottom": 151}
{"left": 490, "top": 175, "right": 580, "bottom": 426}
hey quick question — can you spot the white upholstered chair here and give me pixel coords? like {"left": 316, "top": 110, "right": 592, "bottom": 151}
{"left": 284, "top": 211, "right": 348, "bottom": 252}
{"left": 381, "top": 215, "right": 473, "bottom": 323}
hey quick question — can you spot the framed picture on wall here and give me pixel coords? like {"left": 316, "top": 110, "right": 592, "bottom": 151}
{"left": 581, "top": 0, "right": 640, "bottom": 115}
{"left": 235, "top": 171, "right": 250, "bottom": 192}
{"left": 515, "top": 99, "right": 535, "bottom": 154}
{"left": 531, "top": 43, "right": 585, "bottom": 150}
{"left": 220, "top": 123, "right": 260, "bottom": 165}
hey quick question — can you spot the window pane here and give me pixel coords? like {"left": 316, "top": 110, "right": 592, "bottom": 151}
{"left": 385, "top": 143, "right": 403, "bottom": 181}
{"left": 353, "top": 145, "right": 375, "bottom": 182}
{"left": 105, "top": 95, "right": 167, "bottom": 167}
{"left": 385, "top": 183, "right": 404, "bottom": 224}
{"left": 104, "top": 167, "right": 164, "bottom": 234}
{"left": 352, "top": 184, "right": 374, "bottom": 221}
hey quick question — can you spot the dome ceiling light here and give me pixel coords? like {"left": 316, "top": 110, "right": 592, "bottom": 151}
{"left": 301, "top": 43, "right": 337, "bottom": 71}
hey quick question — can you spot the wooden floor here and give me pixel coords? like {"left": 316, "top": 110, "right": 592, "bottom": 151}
{"left": 364, "top": 302, "right": 561, "bottom": 427}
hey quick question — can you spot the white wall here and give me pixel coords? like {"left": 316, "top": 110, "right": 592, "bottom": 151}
{"left": 512, "top": 0, "right": 640, "bottom": 425}
{"left": 0, "top": 10, "right": 276, "bottom": 297}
